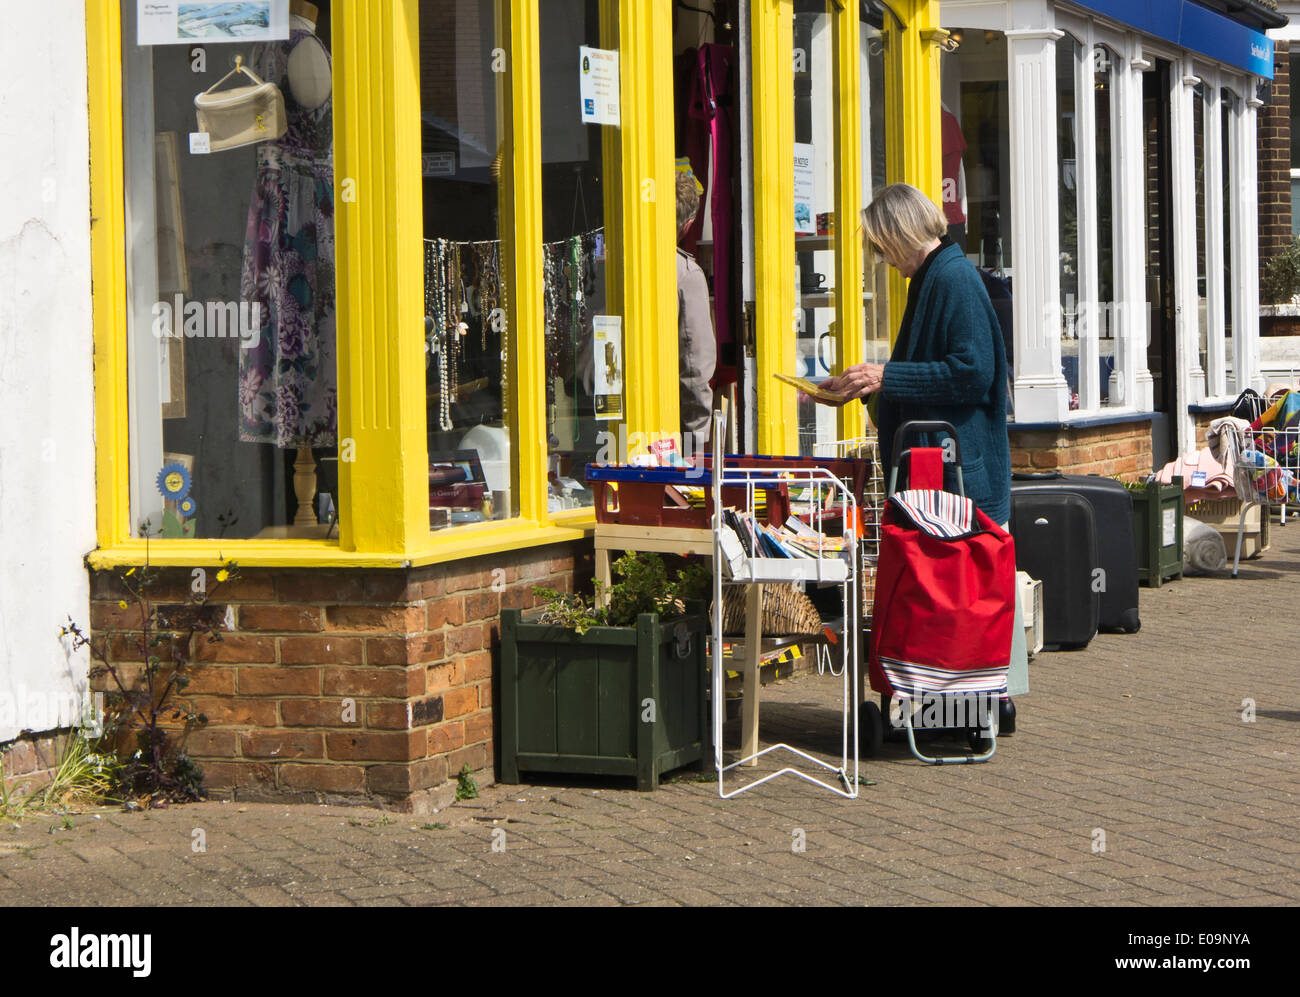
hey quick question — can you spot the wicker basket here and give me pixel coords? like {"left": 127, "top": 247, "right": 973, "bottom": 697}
{"left": 718, "top": 584, "right": 823, "bottom": 637}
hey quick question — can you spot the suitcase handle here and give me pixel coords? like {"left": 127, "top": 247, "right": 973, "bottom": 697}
{"left": 891, "top": 421, "right": 962, "bottom": 466}
{"left": 1011, "top": 471, "right": 1064, "bottom": 481}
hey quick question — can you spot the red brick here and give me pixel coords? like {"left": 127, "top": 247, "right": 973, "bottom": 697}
{"left": 275, "top": 574, "right": 366, "bottom": 604}
{"left": 240, "top": 731, "right": 324, "bottom": 760}
{"left": 464, "top": 711, "right": 493, "bottom": 745}
{"left": 500, "top": 585, "right": 541, "bottom": 611}
{"left": 209, "top": 575, "right": 276, "bottom": 601}
{"left": 1030, "top": 449, "right": 1061, "bottom": 469}
{"left": 445, "top": 568, "right": 487, "bottom": 594}
{"left": 475, "top": 680, "right": 493, "bottom": 711}
{"left": 322, "top": 666, "right": 425, "bottom": 698}
{"left": 90, "top": 602, "right": 147, "bottom": 632}
{"left": 427, "top": 721, "right": 465, "bottom": 755}
{"left": 324, "top": 604, "right": 426, "bottom": 633}
{"left": 427, "top": 660, "right": 463, "bottom": 692}
{"left": 237, "top": 666, "right": 321, "bottom": 696}
{"left": 372, "top": 632, "right": 444, "bottom": 666}
{"left": 443, "top": 686, "right": 478, "bottom": 719}
{"left": 462, "top": 651, "right": 492, "bottom": 683}
{"left": 238, "top": 604, "right": 324, "bottom": 632}
{"left": 366, "top": 701, "right": 413, "bottom": 729}
{"left": 446, "top": 743, "right": 488, "bottom": 775}
{"left": 184, "top": 667, "right": 237, "bottom": 696}
{"left": 281, "top": 698, "right": 361, "bottom": 728}
{"left": 464, "top": 590, "right": 500, "bottom": 623}
{"left": 426, "top": 596, "right": 466, "bottom": 629}
{"left": 189, "top": 697, "right": 278, "bottom": 727}
{"left": 325, "top": 730, "right": 425, "bottom": 762}
{"left": 182, "top": 729, "right": 238, "bottom": 757}
{"left": 280, "top": 635, "right": 363, "bottom": 665}
{"left": 366, "top": 757, "right": 447, "bottom": 795}
{"left": 195, "top": 635, "right": 277, "bottom": 664}
{"left": 201, "top": 760, "right": 275, "bottom": 790}
{"left": 279, "top": 762, "right": 365, "bottom": 793}
{"left": 445, "top": 626, "right": 483, "bottom": 656}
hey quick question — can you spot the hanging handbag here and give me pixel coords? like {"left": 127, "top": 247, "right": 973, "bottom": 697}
{"left": 194, "top": 55, "right": 287, "bottom": 152}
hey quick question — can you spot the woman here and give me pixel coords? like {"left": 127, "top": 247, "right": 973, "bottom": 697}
{"left": 820, "top": 183, "right": 1009, "bottom": 523}
{"left": 815, "top": 183, "right": 1025, "bottom": 720}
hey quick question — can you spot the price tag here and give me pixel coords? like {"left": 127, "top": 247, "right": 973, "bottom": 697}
{"left": 1162, "top": 507, "right": 1177, "bottom": 547}
{"left": 189, "top": 131, "right": 211, "bottom": 155}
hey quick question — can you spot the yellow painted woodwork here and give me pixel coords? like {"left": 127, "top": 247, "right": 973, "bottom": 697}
{"left": 752, "top": 0, "right": 796, "bottom": 456}
{"left": 832, "top": 0, "right": 866, "bottom": 442}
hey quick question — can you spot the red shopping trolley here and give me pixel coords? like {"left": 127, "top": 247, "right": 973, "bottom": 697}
{"left": 865, "top": 422, "right": 1016, "bottom": 764}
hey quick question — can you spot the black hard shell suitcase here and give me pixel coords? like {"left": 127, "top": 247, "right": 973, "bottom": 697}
{"left": 1011, "top": 472, "right": 1141, "bottom": 634}
{"left": 1009, "top": 490, "right": 1100, "bottom": 650}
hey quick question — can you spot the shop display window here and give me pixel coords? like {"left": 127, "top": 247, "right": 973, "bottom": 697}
{"left": 537, "top": 0, "right": 617, "bottom": 510}
{"left": 863, "top": 19, "right": 889, "bottom": 362}
{"left": 419, "top": 0, "right": 517, "bottom": 531}
{"left": 121, "top": 1, "right": 339, "bottom": 541}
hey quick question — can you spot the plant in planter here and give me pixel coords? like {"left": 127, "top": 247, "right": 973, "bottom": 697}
{"left": 1263, "top": 237, "right": 1300, "bottom": 306}
{"left": 500, "top": 552, "right": 712, "bottom": 791}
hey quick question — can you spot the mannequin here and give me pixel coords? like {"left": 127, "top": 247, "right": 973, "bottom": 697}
{"left": 238, "top": 0, "right": 337, "bottom": 532}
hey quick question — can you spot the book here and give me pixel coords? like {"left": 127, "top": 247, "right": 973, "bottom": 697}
{"left": 773, "top": 372, "right": 849, "bottom": 405}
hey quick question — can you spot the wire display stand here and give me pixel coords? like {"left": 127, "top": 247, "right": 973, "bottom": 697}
{"left": 1231, "top": 425, "right": 1300, "bottom": 576}
{"left": 710, "top": 413, "right": 861, "bottom": 799}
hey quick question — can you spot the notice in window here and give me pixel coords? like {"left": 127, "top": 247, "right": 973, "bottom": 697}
{"left": 138, "top": 1, "right": 289, "bottom": 46}
{"left": 794, "top": 143, "right": 815, "bottom": 234}
{"left": 578, "top": 46, "right": 621, "bottom": 127}
{"left": 592, "top": 315, "right": 624, "bottom": 420}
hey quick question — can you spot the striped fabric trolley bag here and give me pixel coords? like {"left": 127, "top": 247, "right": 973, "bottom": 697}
{"left": 867, "top": 422, "right": 1016, "bottom": 764}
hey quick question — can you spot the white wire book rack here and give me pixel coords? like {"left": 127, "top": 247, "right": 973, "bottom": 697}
{"left": 709, "top": 412, "right": 861, "bottom": 799}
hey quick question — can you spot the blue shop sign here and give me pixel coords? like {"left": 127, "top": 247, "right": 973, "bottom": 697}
{"left": 1070, "top": 0, "right": 1273, "bottom": 78}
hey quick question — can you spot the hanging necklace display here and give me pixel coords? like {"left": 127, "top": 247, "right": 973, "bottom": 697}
{"left": 543, "top": 243, "right": 562, "bottom": 447}
{"left": 474, "top": 242, "right": 499, "bottom": 352}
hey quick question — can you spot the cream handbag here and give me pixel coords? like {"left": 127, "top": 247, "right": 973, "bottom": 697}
{"left": 194, "top": 56, "right": 287, "bottom": 152}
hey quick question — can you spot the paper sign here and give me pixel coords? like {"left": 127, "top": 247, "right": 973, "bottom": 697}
{"left": 1191, "top": 470, "right": 1208, "bottom": 487}
{"left": 189, "top": 131, "right": 211, "bottom": 154}
{"left": 138, "top": 1, "right": 289, "bottom": 47}
{"left": 422, "top": 152, "right": 456, "bottom": 177}
{"left": 1162, "top": 507, "right": 1177, "bottom": 547}
{"left": 774, "top": 372, "right": 847, "bottom": 405}
{"left": 794, "top": 142, "right": 815, "bottom": 234}
{"left": 592, "top": 315, "right": 624, "bottom": 420}
{"left": 579, "top": 46, "right": 621, "bottom": 127}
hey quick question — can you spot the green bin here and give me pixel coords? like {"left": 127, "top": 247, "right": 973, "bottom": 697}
{"left": 1131, "top": 477, "right": 1184, "bottom": 587}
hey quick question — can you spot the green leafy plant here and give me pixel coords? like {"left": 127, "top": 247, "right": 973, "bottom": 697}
{"left": 1263, "top": 237, "right": 1300, "bottom": 305}
{"left": 455, "top": 763, "right": 479, "bottom": 801}
{"left": 533, "top": 551, "right": 710, "bottom": 634}
{"left": 59, "top": 538, "right": 242, "bottom": 807}
{"left": 0, "top": 731, "right": 122, "bottom": 819}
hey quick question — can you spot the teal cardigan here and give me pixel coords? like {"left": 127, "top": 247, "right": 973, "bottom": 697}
{"left": 875, "top": 243, "right": 1010, "bottom": 525}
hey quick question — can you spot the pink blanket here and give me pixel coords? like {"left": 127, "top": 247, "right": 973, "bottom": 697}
{"left": 1155, "top": 448, "right": 1236, "bottom": 503}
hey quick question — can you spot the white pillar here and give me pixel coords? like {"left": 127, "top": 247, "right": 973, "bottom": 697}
{"left": 1242, "top": 83, "right": 1265, "bottom": 394}
{"left": 1007, "top": 26, "right": 1070, "bottom": 422}
{"left": 1112, "top": 36, "right": 1154, "bottom": 412}
{"left": 1204, "top": 79, "right": 1227, "bottom": 399}
{"left": 1075, "top": 26, "right": 1100, "bottom": 412}
{"left": 1171, "top": 57, "right": 1201, "bottom": 454}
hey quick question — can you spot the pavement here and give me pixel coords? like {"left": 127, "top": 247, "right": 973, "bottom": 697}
{"left": 3, "top": 523, "right": 1299, "bottom": 907}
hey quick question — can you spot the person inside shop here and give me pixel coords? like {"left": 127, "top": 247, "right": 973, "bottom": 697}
{"left": 811, "top": 182, "right": 1026, "bottom": 724}
{"left": 676, "top": 169, "right": 716, "bottom": 454}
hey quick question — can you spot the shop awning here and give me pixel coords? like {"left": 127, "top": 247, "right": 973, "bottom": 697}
{"left": 1068, "top": 0, "right": 1279, "bottom": 78}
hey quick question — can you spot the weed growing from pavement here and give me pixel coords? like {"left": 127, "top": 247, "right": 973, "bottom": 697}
{"left": 59, "top": 534, "right": 242, "bottom": 807}
{"left": 455, "top": 764, "right": 479, "bottom": 801}
{"left": 0, "top": 731, "right": 122, "bottom": 821}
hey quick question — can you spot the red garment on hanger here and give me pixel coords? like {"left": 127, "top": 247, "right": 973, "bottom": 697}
{"left": 941, "top": 109, "right": 967, "bottom": 226}
{"left": 682, "top": 43, "right": 737, "bottom": 386}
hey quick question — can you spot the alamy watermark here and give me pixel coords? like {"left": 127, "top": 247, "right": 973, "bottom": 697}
{"left": 151, "top": 295, "right": 261, "bottom": 350}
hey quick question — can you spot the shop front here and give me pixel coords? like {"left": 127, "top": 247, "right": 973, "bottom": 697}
{"left": 938, "top": 0, "right": 1284, "bottom": 474}
{"left": 83, "top": 0, "right": 947, "bottom": 809}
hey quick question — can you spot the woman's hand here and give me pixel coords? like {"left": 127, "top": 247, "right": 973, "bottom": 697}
{"left": 823, "top": 362, "right": 885, "bottom": 401}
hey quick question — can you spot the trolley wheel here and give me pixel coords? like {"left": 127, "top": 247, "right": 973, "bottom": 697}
{"left": 998, "top": 697, "right": 1016, "bottom": 736}
{"left": 859, "top": 701, "right": 884, "bottom": 757}
{"left": 967, "top": 729, "right": 994, "bottom": 754}
{"left": 881, "top": 694, "right": 905, "bottom": 742}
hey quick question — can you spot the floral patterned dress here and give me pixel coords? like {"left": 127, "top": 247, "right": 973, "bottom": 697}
{"left": 238, "top": 26, "right": 337, "bottom": 447}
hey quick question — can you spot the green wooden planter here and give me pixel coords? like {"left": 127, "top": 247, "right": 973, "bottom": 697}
{"left": 499, "top": 602, "right": 710, "bottom": 791}
{"left": 1131, "top": 476, "right": 1184, "bottom": 587}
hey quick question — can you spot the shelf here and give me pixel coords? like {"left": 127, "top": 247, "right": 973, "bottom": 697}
{"left": 726, "top": 555, "right": 849, "bottom": 584}
{"left": 795, "top": 235, "right": 833, "bottom": 252}
{"left": 800, "top": 291, "right": 875, "bottom": 309}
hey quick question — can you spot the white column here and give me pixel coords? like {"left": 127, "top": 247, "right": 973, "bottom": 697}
{"left": 1171, "top": 57, "right": 1201, "bottom": 455}
{"left": 1111, "top": 35, "right": 1154, "bottom": 412}
{"left": 1204, "top": 79, "right": 1227, "bottom": 399}
{"left": 1007, "top": 26, "right": 1070, "bottom": 422}
{"left": 1242, "top": 83, "right": 1265, "bottom": 394}
{"left": 1075, "top": 26, "right": 1100, "bottom": 412}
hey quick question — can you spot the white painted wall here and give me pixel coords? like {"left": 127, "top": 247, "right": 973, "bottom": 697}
{"left": 0, "top": 3, "right": 96, "bottom": 742}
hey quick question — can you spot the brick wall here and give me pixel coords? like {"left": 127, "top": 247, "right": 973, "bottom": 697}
{"left": 88, "top": 541, "right": 592, "bottom": 814}
{"left": 1259, "top": 41, "right": 1293, "bottom": 283}
{"left": 1009, "top": 420, "right": 1152, "bottom": 480}
{"left": 0, "top": 729, "right": 70, "bottom": 797}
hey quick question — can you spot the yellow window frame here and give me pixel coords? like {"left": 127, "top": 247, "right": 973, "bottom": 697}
{"left": 85, "top": 0, "right": 673, "bottom": 569}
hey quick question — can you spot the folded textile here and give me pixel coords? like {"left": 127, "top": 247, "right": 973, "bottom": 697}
{"left": 1207, "top": 416, "right": 1254, "bottom": 501}
{"left": 1183, "top": 517, "right": 1227, "bottom": 575}
{"left": 1155, "top": 447, "right": 1235, "bottom": 503}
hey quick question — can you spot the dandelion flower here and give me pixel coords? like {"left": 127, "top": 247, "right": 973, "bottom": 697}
{"left": 216, "top": 569, "right": 230, "bottom": 583}
{"left": 118, "top": 600, "right": 128, "bottom": 610}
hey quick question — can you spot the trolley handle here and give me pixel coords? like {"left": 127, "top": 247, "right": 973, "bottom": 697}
{"left": 891, "top": 421, "right": 962, "bottom": 466}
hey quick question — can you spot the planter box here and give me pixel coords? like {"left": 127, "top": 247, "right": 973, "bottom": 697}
{"left": 1131, "top": 478, "right": 1184, "bottom": 587}
{"left": 500, "top": 603, "right": 710, "bottom": 791}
